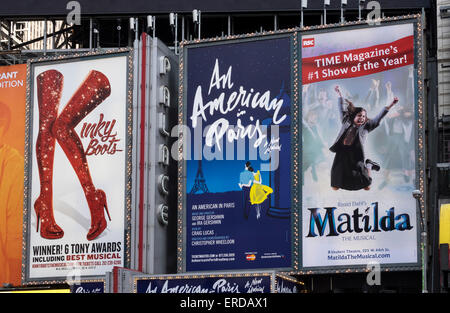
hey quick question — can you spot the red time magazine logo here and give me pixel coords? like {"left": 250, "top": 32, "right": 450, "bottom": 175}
{"left": 302, "top": 38, "right": 315, "bottom": 48}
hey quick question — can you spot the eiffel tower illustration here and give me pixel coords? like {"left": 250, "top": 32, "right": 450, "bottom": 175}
{"left": 190, "top": 160, "right": 209, "bottom": 194}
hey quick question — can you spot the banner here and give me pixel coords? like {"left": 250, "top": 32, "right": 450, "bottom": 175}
{"left": 69, "top": 280, "right": 105, "bottom": 293}
{"left": 302, "top": 35, "right": 414, "bottom": 84}
{"left": 135, "top": 273, "right": 274, "bottom": 293}
{"left": 182, "top": 35, "right": 294, "bottom": 272}
{"left": 0, "top": 64, "right": 26, "bottom": 286}
{"left": 25, "top": 52, "right": 131, "bottom": 281}
{"left": 301, "top": 23, "right": 419, "bottom": 269}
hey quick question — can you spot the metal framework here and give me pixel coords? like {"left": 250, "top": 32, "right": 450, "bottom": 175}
{"left": 0, "top": 1, "right": 444, "bottom": 293}
{"left": 0, "top": 7, "right": 425, "bottom": 66}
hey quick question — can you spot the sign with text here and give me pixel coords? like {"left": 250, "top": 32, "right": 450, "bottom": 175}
{"left": 70, "top": 280, "right": 105, "bottom": 293}
{"left": 134, "top": 272, "right": 274, "bottom": 293}
{"left": 180, "top": 34, "right": 296, "bottom": 272}
{"left": 23, "top": 51, "right": 132, "bottom": 282}
{"left": 0, "top": 64, "right": 26, "bottom": 287}
{"left": 300, "top": 22, "right": 420, "bottom": 270}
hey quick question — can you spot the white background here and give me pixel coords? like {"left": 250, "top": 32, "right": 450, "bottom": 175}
{"left": 301, "top": 23, "right": 418, "bottom": 268}
{"left": 29, "top": 55, "right": 128, "bottom": 279}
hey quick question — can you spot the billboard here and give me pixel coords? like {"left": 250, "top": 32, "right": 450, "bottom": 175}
{"left": 133, "top": 271, "right": 275, "bottom": 293}
{"left": 179, "top": 33, "right": 299, "bottom": 272}
{"left": 133, "top": 271, "right": 305, "bottom": 293}
{"left": 0, "top": 64, "right": 27, "bottom": 286}
{"left": 23, "top": 50, "right": 133, "bottom": 283}
{"left": 300, "top": 20, "right": 423, "bottom": 270}
{"left": 69, "top": 280, "right": 105, "bottom": 293}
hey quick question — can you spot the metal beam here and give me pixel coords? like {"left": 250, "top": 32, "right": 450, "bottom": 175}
{"left": 0, "top": 21, "right": 23, "bottom": 48}
{"left": 9, "top": 24, "right": 74, "bottom": 50}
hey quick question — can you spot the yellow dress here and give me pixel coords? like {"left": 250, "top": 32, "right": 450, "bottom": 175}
{"left": 249, "top": 171, "right": 273, "bottom": 205}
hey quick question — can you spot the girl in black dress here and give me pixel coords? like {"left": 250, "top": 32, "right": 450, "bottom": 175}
{"left": 330, "top": 86, "right": 398, "bottom": 191}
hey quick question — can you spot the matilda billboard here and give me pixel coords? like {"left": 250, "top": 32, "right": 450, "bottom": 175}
{"left": 300, "top": 19, "right": 423, "bottom": 270}
{"left": 23, "top": 50, "right": 133, "bottom": 283}
{"left": 178, "top": 33, "right": 299, "bottom": 272}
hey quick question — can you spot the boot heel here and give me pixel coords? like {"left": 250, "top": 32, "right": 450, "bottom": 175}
{"left": 36, "top": 212, "right": 40, "bottom": 233}
{"left": 86, "top": 189, "right": 110, "bottom": 241}
{"left": 99, "top": 189, "right": 111, "bottom": 221}
{"left": 104, "top": 202, "right": 111, "bottom": 221}
{"left": 34, "top": 197, "right": 64, "bottom": 239}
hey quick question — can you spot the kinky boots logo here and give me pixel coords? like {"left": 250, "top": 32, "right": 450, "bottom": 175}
{"left": 80, "top": 113, "right": 123, "bottom": 156}
{"left": 307, "top": 202, "right": 413, "bottom": 237}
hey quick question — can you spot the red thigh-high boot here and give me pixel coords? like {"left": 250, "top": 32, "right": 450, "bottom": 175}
{"left": 52, "top": 70, "right": 112, "bottom": 241}
{"left": 34, "top": 70, "right": 64, "bottom": 239}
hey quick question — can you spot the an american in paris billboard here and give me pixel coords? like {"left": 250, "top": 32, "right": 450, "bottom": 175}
{"left": 180, "top": 34, "right": 297, "bottom": 272}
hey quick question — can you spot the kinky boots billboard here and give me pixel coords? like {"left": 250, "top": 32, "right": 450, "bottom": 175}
{"left": 22, "top": 50, "right": 133, "bottom": 283}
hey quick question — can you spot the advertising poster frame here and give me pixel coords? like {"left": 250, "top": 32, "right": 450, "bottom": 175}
{"left": 133, "top": 271, "right": 276, "bottom": 293}
{"left": 68, "top": 278, "right": 106, "bottom": 293}
{"left": 22, "top": 48, "right": 134, "bottom": 284}
{"left": 0, "top": 64, "right": 27, "bottom": 287}
{"left": 177, "top": 30, "right": 300, "bottom": 273}
{"left": 298, "top": 15, "right": 425, "bottom": 274}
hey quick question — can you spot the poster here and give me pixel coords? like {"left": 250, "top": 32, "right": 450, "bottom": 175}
{"left": 135, "top": 273, "right": 273, "bottom": 293}
{"left": 0, "top": 64, "right": 27, "bottom": 286}
{"left": 25, "top": 52, "right": 131, "bottom": 281}
{"left": 182, "top": 35, "right": 294, "bottom": 271}
{"left": 301, "top": 22, "right": 420, "bottom": 269}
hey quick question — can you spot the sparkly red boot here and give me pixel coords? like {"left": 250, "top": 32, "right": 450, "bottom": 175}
{"left": 34, "top": 70, "right": 65, "bottom": 239}
{"left": 52, "top": 70, "right": 112, "bottom": 241}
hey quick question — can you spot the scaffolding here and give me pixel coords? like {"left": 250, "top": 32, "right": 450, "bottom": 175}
{"left": 438, "top": 2, "right": 450, "bottom": 177}
{"left": 0, "top": 19, "right": 80, "bottom": 65}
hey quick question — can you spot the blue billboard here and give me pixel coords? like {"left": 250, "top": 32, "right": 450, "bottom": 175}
{"left": 135, "top": 273, "right": 273, "bottom": 293}
{"left": 70, "top": 281, "right": 105, "bottom": 293}
{"left": 181, "top": 34, "right": 295, "bottom": 272}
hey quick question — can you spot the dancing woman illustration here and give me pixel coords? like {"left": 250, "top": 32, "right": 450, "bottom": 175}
{"left": 34, "top": 69, "right": 111, "bottom": 241}
{"left": 238, "top": 161, "right": 253, "bottom": 220}
{"left": 329, "top": 86, "right": 398, "bottom": 191}
{"left": 249, "top": 167, "right": 273, "bottom": 219}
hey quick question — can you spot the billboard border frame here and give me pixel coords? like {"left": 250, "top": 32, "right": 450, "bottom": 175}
{"left": 297, "top": 15, "right": 425, "bottom": 274}
{"left": 132, "top": 270, "right": 276, "bottom": 293}
{"left": 68, "top": 278, "right": 106, "bottom": 293}
{"left": 21, "top": 47, "right": 134, "bottom": 285}
{"left": 177, "top": 30, "right": 300, "bottom": 274}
